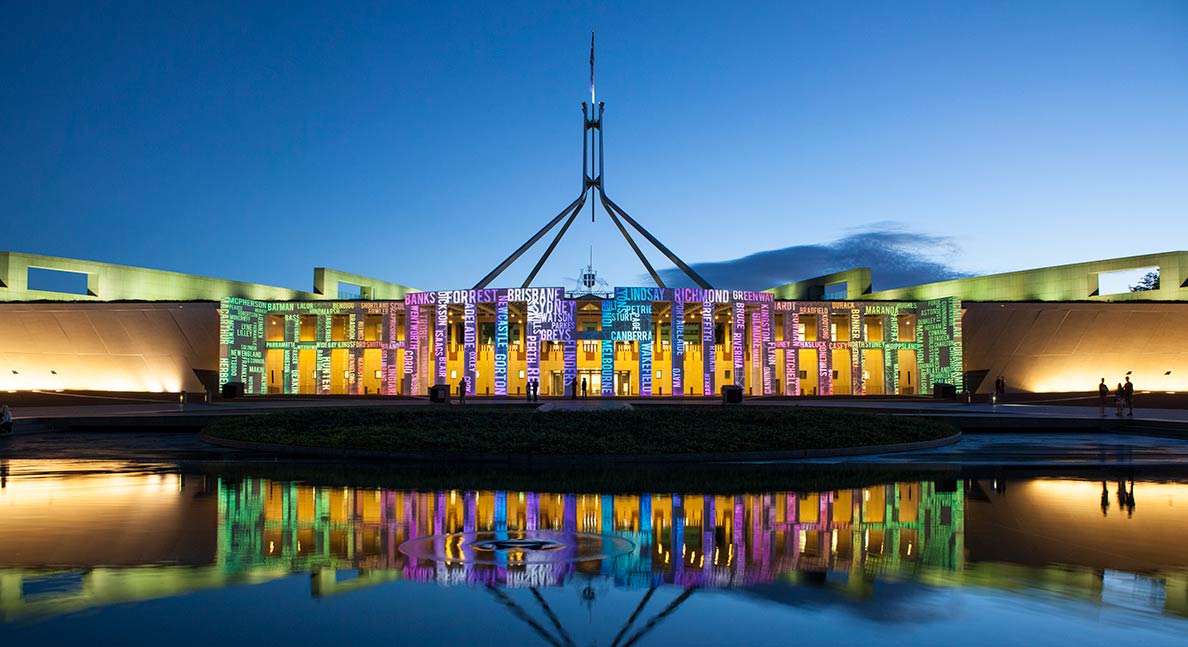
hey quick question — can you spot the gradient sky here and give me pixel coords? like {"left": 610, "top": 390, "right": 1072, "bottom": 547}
{"left": 3, "top": 1, "right": 1187, "bottom": 293}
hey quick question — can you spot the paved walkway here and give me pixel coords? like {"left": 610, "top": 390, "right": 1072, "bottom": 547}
{"left": 782, "top": 433, "right": 1188, "bottom": 467}
{"left": 7, "top": 396, "right": 1186, "bottom": 425}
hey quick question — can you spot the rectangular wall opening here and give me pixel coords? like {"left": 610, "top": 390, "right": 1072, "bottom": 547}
{"left": 1097, "top": 267, "right": 1160, "bottom": 296}
{"left": 27, "top": 267, "right": 92, "bottom": 295}
{"left": 823, "top": 282, "right": 848, "bottom": 300}
{"left": 337, "top": 282, "right": 371, "bottom": 299}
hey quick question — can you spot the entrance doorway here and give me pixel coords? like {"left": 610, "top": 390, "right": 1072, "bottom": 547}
{"left": 553, "top": 370, "right": 634, "bottom": 396}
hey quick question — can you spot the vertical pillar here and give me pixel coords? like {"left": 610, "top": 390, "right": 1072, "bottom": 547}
{"left": 601, "top": 300, "right": 615, "bottom": 396}
{"left": 818, "top": 308, "right": 833, "bottom": 396}
{"left": 760, "top": 302, "right": 773, "bottom": 395}
{"left": 494, "top": 293, "right": 508, "bottom": 396}
{"left": 435, "top": 292, "right": 448, "bottom": 387}
{"left": 316, "top": 319, "right": 331, "bottom": 397}
{"left": 563, "top": 338, "right": 577, "bottom": 398}
{"left": 286, "top": 313, "right": 300, "bottom": 394}
{"left": 885, "top": 312, "right": 899, "bottom": 396}
{"left": 702, "top": 299, "right": 715, "bottom": 396}
{"left": 850, "top": 307, "right": 863, "bottom": 396}
{"left": 563, "top": 299, "right": 577, "bottom": 398}
{"left": 405, "top": 305, "right": 419, "bottom": 395}
{"left": 784, "top": 309, "right": 799, "bottom": 396}
{"left": 525, "top": 295, "right": 540, "bottom": 392}
{"left": 671, "top": 299, "right": 684, "bottom": 396}
{"left": 462, "top": 301, "right": 477, "bottom": 395}
{"left": 732, "top": 301, "right": 746, "bottom": 389}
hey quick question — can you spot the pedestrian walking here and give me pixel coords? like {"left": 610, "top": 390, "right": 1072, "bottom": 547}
{"left": 1097, "top": 378, "right": 1109, "bottom": 416}
{"left": 1123, "top": 376, "right": 1134, "bottom": 417}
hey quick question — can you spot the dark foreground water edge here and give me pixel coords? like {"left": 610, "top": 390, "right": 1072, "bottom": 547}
{"left": 1, "top": 458, "right": 1187, "bottom": 645}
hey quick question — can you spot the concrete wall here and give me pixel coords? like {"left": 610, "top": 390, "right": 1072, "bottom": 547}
{"left": 865, "top": 251, "right": 1188, "bottom": 302}
{"left": 963, "top": 301, "right": 1188, "bottom": 394}
{"left": 765, "top": 251, "right": 1188, "bottom": 302}
{"left": 0, "top": 251, "right": 417, "bottom": 302}
{"left": 0, "top": 302, "right": 219, "bottom": 392}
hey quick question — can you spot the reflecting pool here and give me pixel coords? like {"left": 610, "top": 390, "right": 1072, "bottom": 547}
{"left": 1, "top": 459, "right": 1187, "bottom": 644}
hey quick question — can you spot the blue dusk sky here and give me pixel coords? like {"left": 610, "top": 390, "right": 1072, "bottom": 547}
{"left": 2, "top": 1, "right": 1186, "bottom": 293}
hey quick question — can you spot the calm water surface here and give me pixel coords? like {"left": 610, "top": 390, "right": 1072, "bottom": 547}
{"left": 1, "top": 459, "right": 1187, "bottom": 645}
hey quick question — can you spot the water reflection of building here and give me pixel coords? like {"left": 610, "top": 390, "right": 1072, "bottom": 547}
{"left": 219, "top": 479, "right": 965, "bottom": 589}
{"left": 4, "top": 464, "right": 1188, "bottom": 622}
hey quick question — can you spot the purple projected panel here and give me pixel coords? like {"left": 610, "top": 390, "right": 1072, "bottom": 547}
{"left": 750, "top": 311, "right": 761, "bottom": 394}
{"left": 733, "top": 302, "right": 745, "bottom": 388}
{"left": 386, "top": 305, "right": 402, "bottom": 395}
{"left": 494, "top": 293, "right": 508, "bottom": 396}
{"left": 702, "top": 299, "right": 715, "bottom": 397}
{"left": 639, "top": 340, "right": 652, "bottom": 396}
{"left": 781, "top": 305, "right": 799, "bottom": 396}
{"left": 760, "top": 303, "right": 773, "bottom": 395}
{"left": 563, "top": 337, "right": 576, "bottom": 397}
{"left": 435, "top": 293, "right": 448, "bottom": 386}
{"left": 405, "top": 304, "right": 419, "bottom": 394}
{"left": 672, "top": 300, "right": 684, "bottom": 396}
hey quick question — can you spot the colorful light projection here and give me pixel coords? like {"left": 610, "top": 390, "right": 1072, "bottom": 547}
{"left": 220, "top": 297, "right": 406, "bottom": 396}
{"left": 495, "top": 293, "right": 508, "bottom": 395}
{"left": 671, "top": 300, "right": 685, "bottom": 396}
{"left": 219, "top": 290, "right": 959, "bottom": 398}
{"left": 215, "top": 478, "right": 964, "bottom": 590}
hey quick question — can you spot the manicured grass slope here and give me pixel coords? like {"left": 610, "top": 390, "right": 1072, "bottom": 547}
{"left": 204, "top": 405, "right": 955, "bottom": 455}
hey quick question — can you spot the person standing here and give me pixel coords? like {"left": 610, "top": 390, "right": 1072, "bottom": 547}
{"left": 531, "top": 378, "right": 538, "bottom": 402}
{"left": 1123, "top": 376, "right": 1134, "bottom": 417}
{"left": 571, "top": 376, "right": 578, "bottom": 400}
{"left": 457, "top": 377, "right": 467, "bottom": 405}
{"left": 581, "top": 377, "right": 588, "bottom": 399}
{"left": 0, "top": 405, "right": 12, "bottom": 434}
{"left": 1097, "top": 378, "right": 1109, "bottom": 416}
{"left": 1115, "top": 382, "right": 1125, "bottom": 416}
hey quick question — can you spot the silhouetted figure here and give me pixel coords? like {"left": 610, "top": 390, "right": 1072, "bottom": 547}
{"left": 0, "top": 460, "right": 7, "bottom": 489}
{"left": 531, "top": 378, "right": 538, "bottom": 402}
{"left": 1116, "top": 481, "right": 1127, "bottom": 512}
{"left": 457, "top": 377, "right": 467, "bottom": 405}
{"left": 571, "top": 377, "right": 578, "bottom": 400}
{"left": 1098, "top": 378, "right": 1109, "bottom": 416}
{"left": 0, "top": 405, "right": 12, "bottom": 434}
{"left": 1123, "top": 376, "right": 1134, "bottom": 416}
{"left": 994, "top": 376, "right": 1006, "bottom": 402}
{"left": 1126, "top": 480, "right": 1136, "bottom": 518}
{"left": 581, "top": 377, "right": 588, "bottom": 399}
{"left": 1100, "top": 481, "right": 1109, "bottom": 517}
{"left": 1115, "top": 383, "right": 1125, "bottom": 416}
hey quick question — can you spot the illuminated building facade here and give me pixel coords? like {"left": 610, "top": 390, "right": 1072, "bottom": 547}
{"left": 219, "top": 290, "right": 961, "bottom": 397}
{"left": 3, "top": 249, "right": 1188, "bottom": 396}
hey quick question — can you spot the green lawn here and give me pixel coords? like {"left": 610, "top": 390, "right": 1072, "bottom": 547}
{"left": 203, "top": 405, "right": 956, "bottom": 456}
